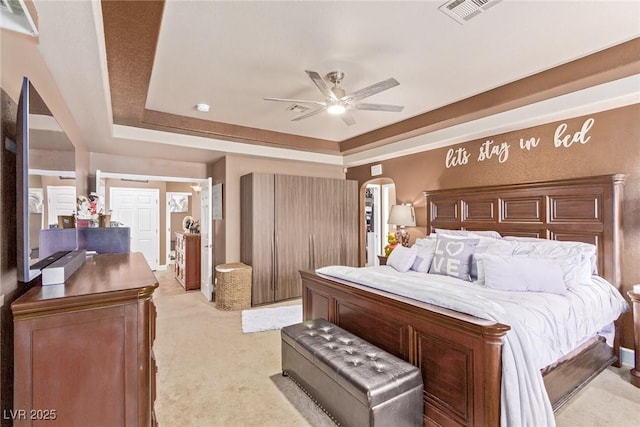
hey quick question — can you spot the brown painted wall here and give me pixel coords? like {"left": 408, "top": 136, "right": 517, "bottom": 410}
{"left": 347, "top": 104, "right": 640, "bottom": 351}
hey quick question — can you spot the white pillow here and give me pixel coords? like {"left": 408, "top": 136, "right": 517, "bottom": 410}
{"left": 503, "top": 238, "right": 593, "bottom": 288}
{"left": 387, "top": 245, "right": 418, "bottom": 272}
{"left": 410, "top": 239, "right": 437, "bottom": 272}
{"left": 413, "top": 235, "right": 436, "bottom": 247}
{"left": 473, "top": 239, "right": 518, "bottom": 284}
{"left": 503, "top": 236, "right": 597, "bottom": 278}
{"left": 477, "top": 253, "right": 568, "bottom": 295}
{"left": 435, "top": 228, "right": 502, "bottom": 239}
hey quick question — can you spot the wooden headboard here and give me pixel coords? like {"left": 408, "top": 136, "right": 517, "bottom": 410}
{"left": 424, "top": 174, "right": 625, "bottom": 291}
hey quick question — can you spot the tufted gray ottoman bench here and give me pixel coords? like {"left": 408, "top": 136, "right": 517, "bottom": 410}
{"left": 281, "top": 319, "right": 423, "bottom": 427}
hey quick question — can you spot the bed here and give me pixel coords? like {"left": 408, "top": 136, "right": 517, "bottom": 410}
{"left": 300, "top": 174, "right": 626, "bottom": 427}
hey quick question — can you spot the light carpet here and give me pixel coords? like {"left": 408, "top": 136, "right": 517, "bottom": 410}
{"left": 242, "top": 304, "right": 302, "bottom": 333}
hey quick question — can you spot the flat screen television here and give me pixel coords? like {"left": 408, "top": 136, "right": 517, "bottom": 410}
{"left": 16, "top": 76, "right": 77, "bottom": 283}
{"left": 16, "top": 76, "right": 38, "bottom": 283}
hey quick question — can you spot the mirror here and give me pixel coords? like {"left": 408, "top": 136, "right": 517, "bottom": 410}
{"left": 27, "top": 82, "right": 76, "bottom": 265}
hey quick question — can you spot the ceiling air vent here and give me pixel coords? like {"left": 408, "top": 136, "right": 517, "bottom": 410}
{"left": 287, "top": 104, "right": 311, "bottom": 114}
{"left": 0, "top": 0, "right": 38, "bottom": 36}
{"left": 439, "top": 0, "right": 502, "bottom": 24}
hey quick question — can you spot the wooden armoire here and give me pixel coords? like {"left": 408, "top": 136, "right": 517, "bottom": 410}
{"left": 241, "top": 173, "right": 358, "bottom": 305}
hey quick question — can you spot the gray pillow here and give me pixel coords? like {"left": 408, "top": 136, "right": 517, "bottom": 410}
{"left": 429, "top": 236, "right": 479, "bottom": 281}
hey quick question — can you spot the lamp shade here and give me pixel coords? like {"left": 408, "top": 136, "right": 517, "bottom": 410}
{"left": 387, "top": 204, "right": 416, "bottom": 227}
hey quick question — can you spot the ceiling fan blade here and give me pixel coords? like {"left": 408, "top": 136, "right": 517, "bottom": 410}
{"left": 353, "top": 103, "right": 404, "bottom": 112}
{"left": 305, "top": 70, "right": 338, "bottom": 101}
{"left": 347, "top": 78, "right": 400, "bottom": 102}
{"left": 264, "top": 97, "right": 326, "bottom": 106}
{"left": 291, "top": 105, "right": 327, "bottom": 121}
{"left": 341, "top": 111, "right": 356, "bottom": 126}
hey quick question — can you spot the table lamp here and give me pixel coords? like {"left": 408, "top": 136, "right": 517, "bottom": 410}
{"left": 387, "top": 204, "right": 416, "bottom": 247}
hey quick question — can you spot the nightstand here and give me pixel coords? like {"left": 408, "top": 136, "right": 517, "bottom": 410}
{"left": 628, "top": 288, "right": 640, "bottom": 388}
{"left": 377, "top": 255, "right": 388, "bottom": 266}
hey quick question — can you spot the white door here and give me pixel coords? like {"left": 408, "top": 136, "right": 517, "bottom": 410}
{"left": 110, "top": 187, "right": 159, "bottom": 269}
{"left": 47, "top": 186, "right": 76, "bottom": 227}
{"left": 200, "top": 178, "right": 213, "bottom": 301}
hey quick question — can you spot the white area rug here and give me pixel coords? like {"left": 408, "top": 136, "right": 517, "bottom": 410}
{"left": 241, "top": 305, "right": 302, "bottom": 333}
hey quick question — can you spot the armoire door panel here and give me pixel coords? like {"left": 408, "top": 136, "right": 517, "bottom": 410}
{"left": 274, "top": 175, "right": 311, "bottom": 301}
{"left": 311, "top": 177, "right": 344, "bottom": 269}
{"left": 241, "top": 173, "right": 275, "bottom": 305}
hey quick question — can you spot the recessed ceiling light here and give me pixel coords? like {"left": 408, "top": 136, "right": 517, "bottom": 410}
{"left": 195, "top": 103, "right": 210, "bottom": 112}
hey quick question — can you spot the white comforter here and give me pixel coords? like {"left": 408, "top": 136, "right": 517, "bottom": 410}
{"left": 315, "top": 265, "right": 628, "bottom": 427}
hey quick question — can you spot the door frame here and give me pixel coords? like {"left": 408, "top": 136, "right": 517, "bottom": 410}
{"left": 199, "top": 177, "right": 213, "bottom": 301}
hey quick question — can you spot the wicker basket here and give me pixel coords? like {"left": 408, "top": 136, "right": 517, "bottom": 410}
{"left": 215, "top": 263, "right": 252, "bottom": 310}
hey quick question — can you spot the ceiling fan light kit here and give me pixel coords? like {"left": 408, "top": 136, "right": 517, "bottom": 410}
{"left": 327, "top": 103, "right": 346, "bottom": 115}
{"left": 264, "top": 69, "right": 404, "bottom": 126}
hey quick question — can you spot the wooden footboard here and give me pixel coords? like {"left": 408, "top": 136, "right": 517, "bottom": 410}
{"left": 301, "top": 270, "right": 620, "bottom": 426}
{"left": 301, "top": 270, "right": 510, "bottom": 427}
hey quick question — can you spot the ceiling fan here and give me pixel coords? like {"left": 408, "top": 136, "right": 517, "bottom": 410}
{"left": 265, "top": 70, "right": 404, "bottom": 126}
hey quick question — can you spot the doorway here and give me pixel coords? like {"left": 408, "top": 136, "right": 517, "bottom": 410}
{"left": 166, "top": 191, "right": 192, "bottom": 266}
{"left": 363, "top": 179, "right": 396, "bottom": 266}
{"left": 97, "top": 170, "right": 214, "bottom": 297}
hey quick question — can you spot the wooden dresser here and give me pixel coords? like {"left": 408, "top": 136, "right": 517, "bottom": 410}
{"left": 11, "top": 253, "right": 159, "bottom": 426}
{"left": 175, "top": 232, "right": 201, "bottom": 291}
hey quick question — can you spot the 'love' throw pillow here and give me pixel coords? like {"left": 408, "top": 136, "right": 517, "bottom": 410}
{"left": 429, "top": 236, "right": 479, "bottom": 281}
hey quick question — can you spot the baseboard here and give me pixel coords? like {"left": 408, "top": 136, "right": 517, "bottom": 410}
{"left": 620, "top": 346, "right": 634, "bottom": 367}
{"left": 156, "top": 264, "right": 168, "bottom": 271}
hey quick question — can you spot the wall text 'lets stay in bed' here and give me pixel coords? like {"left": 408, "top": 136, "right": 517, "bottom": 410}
{"left": 444, "top": 118, "right": 595, "bottom": 169}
